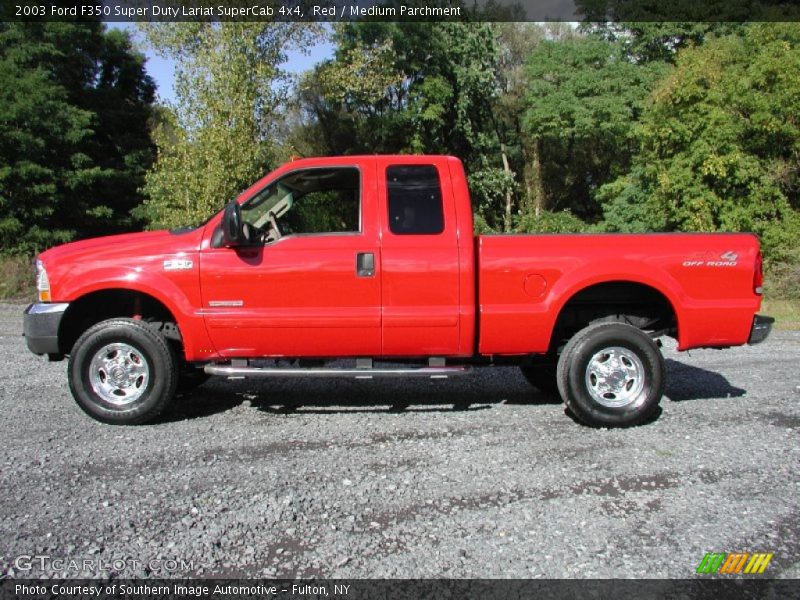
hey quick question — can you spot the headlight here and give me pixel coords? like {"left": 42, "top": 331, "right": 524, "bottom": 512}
{"left": 35, "top": 259, "right": 51, "bottom": 302}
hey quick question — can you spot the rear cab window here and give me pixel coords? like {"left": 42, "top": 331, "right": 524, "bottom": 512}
{"left": 386, "top": 165, "right": 444, "bottom": 235}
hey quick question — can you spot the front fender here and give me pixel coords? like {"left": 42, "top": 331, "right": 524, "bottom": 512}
{"left": 56, "top": 268, "right": 217, "bottom": 361}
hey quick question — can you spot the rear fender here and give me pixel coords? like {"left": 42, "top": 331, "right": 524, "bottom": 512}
{"left": 546, "top": 262, "right": 685, "bottom": 348}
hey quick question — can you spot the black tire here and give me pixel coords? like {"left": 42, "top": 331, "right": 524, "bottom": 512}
{"left": 556, "top": 322, "right": 665, "bottom": 427}
{"left": 520, "top": 359, "right": 558, "bottom": 395}
{"left": 68, "top": 318, "right": 178, "bottom": 425}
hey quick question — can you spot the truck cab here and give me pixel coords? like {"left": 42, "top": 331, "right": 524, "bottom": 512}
{"left": 199, "top": 155, "right": 475, "bottom": 359}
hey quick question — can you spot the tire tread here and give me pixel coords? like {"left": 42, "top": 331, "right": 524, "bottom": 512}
{"left": 556, "top": 322, "right": 665, "bottom": 427}
{"left": 68, "top": 318, "right": 178, "bottom": 425}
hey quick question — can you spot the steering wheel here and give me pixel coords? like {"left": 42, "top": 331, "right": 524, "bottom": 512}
{"left": 267, "top": 211, "right": 282, "bottom": 241}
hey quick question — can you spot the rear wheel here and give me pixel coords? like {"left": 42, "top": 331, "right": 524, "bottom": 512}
{"left": 556, "top": 322, "right": 664, "bottom": 427}
{"left": 68, "top": 319, "right": 178, "bottom": 424}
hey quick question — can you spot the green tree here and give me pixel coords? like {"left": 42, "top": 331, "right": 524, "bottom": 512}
{"left": 585, "top": 22, "right": 746, "bottom": 63}
{"left": 599, "top": 23, "right": 800, "bottom": 265}
{"left": 0, "top": 22, "right": 155, "bottom": 254}
{"left": 300, "top": 21, "right": 520, "bottom": 230}
{"left": 517, "top": 208, "right": 590, "bottom": 233}
{"left": 137, "top": 23, "right": 317, "bottom": 229}
{"left": 521, "top": 35, "right": 668, "bottom": 222}
{"left": 494, "top": 22, "right": 577, "bottom": 226}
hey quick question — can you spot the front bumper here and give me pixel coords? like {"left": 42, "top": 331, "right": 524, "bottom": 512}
{"left": 23, "top": 302, "right": 69, "bottom": 355}
{"left": 748, "top": 314, "right": 774, "bottom": 345}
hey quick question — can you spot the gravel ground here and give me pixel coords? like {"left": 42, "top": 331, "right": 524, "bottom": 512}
{"left": 0, "top": 301, "right": 798, "bottom": 579}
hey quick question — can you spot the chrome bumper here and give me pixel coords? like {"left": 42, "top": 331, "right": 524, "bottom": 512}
{"left": 23, "top": 302, "right": 69, "bottom": 356}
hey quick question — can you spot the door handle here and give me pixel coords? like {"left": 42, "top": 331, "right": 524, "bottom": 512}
{"left": 356, "top": 252, "right": 375, "bottom": 277}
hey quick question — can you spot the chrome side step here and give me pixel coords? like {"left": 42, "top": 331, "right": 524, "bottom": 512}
{"left": 204, "top": 364, "right": 469, "bottom": 380}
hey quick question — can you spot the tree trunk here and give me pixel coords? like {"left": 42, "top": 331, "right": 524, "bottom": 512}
{"left": 500, "top": 143, "right": 513, "bottom": 232}
{"left": 522, "top": 136, "right": 544, "bottom": 218}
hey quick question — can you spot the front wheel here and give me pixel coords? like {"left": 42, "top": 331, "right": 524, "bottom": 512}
{"left": 556, "top": 322, "right": 665, "bottom": 427}
{"left": 68, "top": 319, "right": 178, "bottom": 424}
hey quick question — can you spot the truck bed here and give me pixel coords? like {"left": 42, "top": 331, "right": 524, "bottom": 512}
{"left": 477, "top": 233, "right": 762, "bottom": 355}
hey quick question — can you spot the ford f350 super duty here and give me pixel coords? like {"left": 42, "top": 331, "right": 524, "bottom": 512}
{"left": 23, "top": 155, "right": 773, "bottom": 426}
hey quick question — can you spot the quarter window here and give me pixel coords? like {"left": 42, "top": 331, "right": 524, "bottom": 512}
{"left": 387, "top": 165, "right": 444, "bottom": 235}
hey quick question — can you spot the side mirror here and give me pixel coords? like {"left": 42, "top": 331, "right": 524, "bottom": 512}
{"left": 222, "top": 200, "right": 243, "bottom": 247}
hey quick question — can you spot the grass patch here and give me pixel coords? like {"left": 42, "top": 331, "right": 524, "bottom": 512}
{"left": 761, "top": 298, "right": 800, "bottom": 330}
{"left": 0, "top": 255, "right": 35, "bottom": 301}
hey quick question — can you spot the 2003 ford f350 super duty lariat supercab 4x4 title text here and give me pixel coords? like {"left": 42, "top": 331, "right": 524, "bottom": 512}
{"left": 23, "top": 155, "right": 773, "bottom": 427}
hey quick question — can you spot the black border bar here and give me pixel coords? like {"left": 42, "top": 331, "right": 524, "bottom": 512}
{"left": 2, "top": 579, "right": 800, "bottom": 600}
{"left": 3, "top": 0, "right": 800, "bottom": 22}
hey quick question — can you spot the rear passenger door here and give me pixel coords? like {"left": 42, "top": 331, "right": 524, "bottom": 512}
{"left": 378, "top": 160, "right": 462, "bottom": 356}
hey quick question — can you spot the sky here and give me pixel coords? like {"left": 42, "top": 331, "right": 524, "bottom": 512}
{"left": 108, "top": 23, "right": 334, "bottom": 104}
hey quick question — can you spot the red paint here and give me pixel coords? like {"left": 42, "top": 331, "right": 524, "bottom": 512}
{"left": 37, "top": 156, "right": 764, "bottom": 362}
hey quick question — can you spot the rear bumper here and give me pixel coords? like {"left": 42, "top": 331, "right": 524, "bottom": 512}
{"left": 23, "top": 302, "right": 69, "bottom": 355}
{"left": 748, "top": 314, "right": 774, "bottom": 345}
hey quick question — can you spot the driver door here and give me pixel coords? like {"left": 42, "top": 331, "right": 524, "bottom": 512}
{"left": 199, "top": 161, "right": 382, "bottom": 358}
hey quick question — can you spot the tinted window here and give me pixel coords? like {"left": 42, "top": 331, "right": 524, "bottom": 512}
{"left": 387, "top": 165, "right": 444, "bottom": 235}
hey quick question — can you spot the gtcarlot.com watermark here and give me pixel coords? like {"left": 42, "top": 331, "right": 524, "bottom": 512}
{"left": 12, "top": 554, "right": 196, "bottom": 574}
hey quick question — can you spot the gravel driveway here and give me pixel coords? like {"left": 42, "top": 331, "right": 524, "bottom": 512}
{"left": 0, "top": 302, "right": 798, "bottom": 579}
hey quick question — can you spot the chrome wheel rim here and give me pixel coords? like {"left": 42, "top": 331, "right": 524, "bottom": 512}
{"left": 584, "top": 346, "right": 645, "bottom": 409}
{"left": 88, "top": 343, "right": 150, "bottom": 406}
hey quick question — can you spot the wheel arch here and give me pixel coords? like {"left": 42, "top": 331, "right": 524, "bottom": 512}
{"left": 58, "top": 289, "right": 184, "bottom": 358}
{"left": 548, "top": 279, "right": 681, "bottom": 352}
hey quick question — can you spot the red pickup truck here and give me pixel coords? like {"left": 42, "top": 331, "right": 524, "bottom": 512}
{"left": 24, "top": 155, "right": 772, "bottom": 427}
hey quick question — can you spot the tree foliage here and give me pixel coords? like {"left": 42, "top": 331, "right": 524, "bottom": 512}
{"left": 517, "top": 209, "right": 590, "bottom": 234}
{"left": 136, "top": 23, "right": 317, "bottom": 229}
{"left": 297, "top": 21, "right": 523, "bottom": 229}
{"left": 584, "top": 22, "right": 747, "bottom": 63}
{"left": 121, "top": 19, "right": 799, "bottom": 293}
{"left": 599, "top": 23, "right": 800, "bottom": 265}
{"left": 521, "top": 35, "right": 668, "bottom": 221}
{"left": 0, "top": 22, "right": 155, "bottom": 254}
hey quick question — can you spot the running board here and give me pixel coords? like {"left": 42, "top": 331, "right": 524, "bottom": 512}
{"left": 204, "top": 364, "right": 469, "bottom": 380}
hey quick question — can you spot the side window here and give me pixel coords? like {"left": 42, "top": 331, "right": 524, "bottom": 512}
{"left": 241, "top": 167, "right": 360, "bottom": 241}
{"left": 387, "top": 165, "right": 444, "bottom": 235}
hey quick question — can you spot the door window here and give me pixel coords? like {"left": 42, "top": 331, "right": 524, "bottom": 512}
{"left": 241, "top": 168, "right": 360, "bottom": 242}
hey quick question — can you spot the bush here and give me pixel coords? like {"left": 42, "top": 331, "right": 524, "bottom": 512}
{"left": 0, "top": 255, "right": 35, "bottom": 300}
{"left": 765, "top": 261, "right": 800, "bottom": 300}
{"left": 473, "top": 213, "right": 497, "bottom": 234}
{"left": 516, "top": 209, "right": 590, "bottom": 234}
